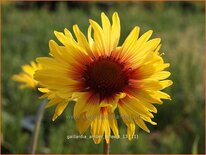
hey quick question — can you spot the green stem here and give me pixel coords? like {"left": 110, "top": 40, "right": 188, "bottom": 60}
{"left": 30, "top": 100, "right": 47, "bottom": 154}
{"left": 103, "top": 139, "right": 110, "bottom": 154}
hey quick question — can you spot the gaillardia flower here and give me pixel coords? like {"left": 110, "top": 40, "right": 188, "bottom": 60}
{"left": 34, "top": 12, "right": 172, "bottom": 144}
{"left": 12, "top": 61, "right": 42, "bottom": 89}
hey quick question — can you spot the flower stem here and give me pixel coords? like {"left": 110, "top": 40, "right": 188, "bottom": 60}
{"left": 30, "top": 100, "right": 47, "bottom": 154}
{"left": 103, "top": 139, "right": 110, "bottom": 154}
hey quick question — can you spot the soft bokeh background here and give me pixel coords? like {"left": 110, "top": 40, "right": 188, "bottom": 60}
{"left": 2, "top": 1, "right": 205, "bottom": 154}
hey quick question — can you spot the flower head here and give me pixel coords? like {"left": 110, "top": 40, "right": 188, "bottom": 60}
{"left": 12, "top": 61, "right": 42, "bottom": 89}
{"left": 34, "top": 12, "right": 172, "bottom": 144}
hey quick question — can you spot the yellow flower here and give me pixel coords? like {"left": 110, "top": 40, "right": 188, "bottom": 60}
{"left": 12, "top": 61, "right": 42, "bottom": 89}
{"left": 34, "top": 12, "right": 172, "bottom": 144}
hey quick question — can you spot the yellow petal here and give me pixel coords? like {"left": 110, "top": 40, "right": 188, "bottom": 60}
{"left": 54, "top": 31, "right": 70, "bottom": 46}
{"left": 75, "top": 112, "right": 91, "bottom": 134}
{"left": 134, "top": 118, "right": 150, "bottom": 133}
{"left": 127, "top": 123, "right": 135, "bottom": 140}
{"left": 121, "top": 96, "right": 154, "bottom": 118}
{"left": 154, "top": 44, "right": 162, "bottom": 54}
{"left": 152, "top": 91, "right": 171, "bottom": 101}
{"left": 137, "top": 38, "right": 161, "bottom": 54}
{"left": 135, "top": 30, "right": 153, "bottom": 49}
{"left": 86, "top": 104, "right": 99, "bottom": 121}
{"left": 140, "top": 101, "right": 157, "bottom": 113}
{"left": 140, "top": 116, "right": 157, "bottom": 125}
{"left": 48, "top": 40, "right": 63, "bottom": 62}
{"left": 73, "top": 92, "right": 92, "bottom": 119}
{"left": 133, "top": 79, "right": 163, "bottom": 91}
{"left": 103, "top": 116, "right": 111, "bottom": 144}
{"left": 101, "top": 12, "right": 111, "bottom": 55}
{"left": 159, "top": 80, "right": 173, "bottom": 89}
{"left": 84, "top": 94, "right": 100, "bottom": 120}
{"left": 45, "top": 97, "right": 62, "bottom": 108}
{"left": 120, "top": 26, "right": 140, "bottom": 60}
{"left": 36, "top": 57, "right": 67, "bottom": 70}
{"left": 129, "top": 89, "right": 163, "bottom": 104}
{"left": 22, "top": 65, "right": 35, "bottom": 76}
{"left": 64, "top": 28, "right": 74, "bottom": 39}
{"left": 91, "top": 113, "right": 104, "bottom": 144}
{"left": 99, "top": 94, "right": 120, "bottom": 112}
{"left": 118, "top": 104, "right": 134, "bottom": 125}
{"left": 150, "top": 71, "right": 171, "bottom": 80}
{"left": 73, "top": 24, "right": 94, "bottom": 58}
{"left": 108, "top": 113, "right": 119, "bottom": 138}
{"left": 89, "top": 19, "right": 105, "bottom": 55}
{"left": 52, "top": 101, "right": 69, "bottom": 121}
{"left": 38, "top": 87, "right": 49, "bottom": 93}
{"left": 111, "top": 12, "right": 120, "bottom": 51}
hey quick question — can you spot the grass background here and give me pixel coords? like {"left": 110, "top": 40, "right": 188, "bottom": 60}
{"left": 2, "top": 1, "right": 205, "bottom": 154}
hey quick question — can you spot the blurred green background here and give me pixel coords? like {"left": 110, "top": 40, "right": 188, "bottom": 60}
{"left": 1, "top": 1, "right": 205, "bottom": 154}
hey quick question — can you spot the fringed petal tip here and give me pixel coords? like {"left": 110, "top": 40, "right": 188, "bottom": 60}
{"left": 52, "top": 113, "right": 58, "bottom": 121}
